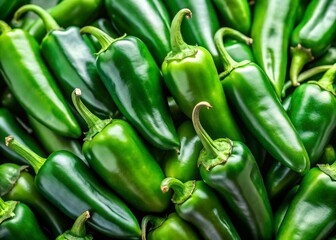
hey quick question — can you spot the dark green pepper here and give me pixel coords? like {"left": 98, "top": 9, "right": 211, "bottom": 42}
{"left": 80, "top": 26, "right": 179, "bottom": 151}
{"left": 0, "top": 163, "right": 71, "bottom": 237}
{"left": 104, "top": 0, "right": 171, "bottom": 64}
{"left": 251, "top": 0, "right": 300, "bottom": 97}
{"left": 266, "top": 64, "right": 336, "bottom": 199}
{"left": 0, "top": 21, "right": 81, "bottom": 139}
{"left": 5, "top": 136, "right": 141, "bottom": 239}
{"left": 72, "top": 88, "right": 171, "bottom": 213}
{"left": 276, "top": 162, "right": 336, "bottom": 239}
{"left": 319, "top": 144, "right": 336, "bottom": 165}
{"left": 0, "top": 0, "right": 29, "bottom": 20}
{"left": 56, "top": 211, "right": 93, "bottom": 240}
{"left": 192, "top": 101, "right": 273, "bottom": 240}
{"left": 141, "top": 212, "right": 201, "bottom": 240}
{"left": 161, "top": 8, "right": 244, "bottom": 142}
{"left": 306, "top": 47, "right": 336, "bottom": 69}
{"left": 161, "top": 178, "right": 240, "bottom": 240}
{"left": 0, "top": 198, "right": 48, "bottom": 240}
{"left": 216, "top": 27, "right": 310, "bottom": 174}
{"left": 289, "top": 0, "right": 336, "bottom": 86}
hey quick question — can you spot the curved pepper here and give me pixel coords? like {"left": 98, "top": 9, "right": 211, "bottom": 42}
{"left": 276, "top": 162, "right": 336, "bottom": 239}
{"left": 141, "top": 212, "right": 201, "bottom": 240}
{"left": 162, "top": 8, "right": 244, "bottom": 142}
{"left": 216, "top": 27, "right": 310, "bottom": 174}
{"left": 72, "top": 89, "right": 171, "bottom": 213}
{"left": 289, "top": 0, "right": 336, "bottom": 86}
{"left": 5, "top": 136, "right": 141, "bottom": 239}
{"left": 161, "top": 178, "right": 240, "bottom": 240}
{"left": 0, "top": 163, "right": 72, "bottom": 237}
{"left": 104, "top": 0, "right": 171, "bottom": 64}
{"left": 0, "top": 20, "right": 81, "bottom": 139}
{"left": 251, "top": 0, "right": 300, "bottom": 97}
{"left": 192, "top": 102, "right": 273, "bottom": 240}
{"left": 80, "top": 26, "right": 179, "bottom": 151}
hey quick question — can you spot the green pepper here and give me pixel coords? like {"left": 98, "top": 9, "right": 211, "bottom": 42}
{"left": 72, "top": 88, "right": 171, "bottom": 213}
{"left": 0, "top": 0, "right": 29, "bottom": 20}
{"left": 0, "top": 88, "right": 28, "bottom": 125}
{"left": 0, "top": 163, "right": 72, "bottom": 237}
{"left": 5, "top": 136, "right": 141, "bottom": 239}
{"left": 27, "top": 0, "right": 103, "bottom": 42}
{"left": 266, "top": 64, "right": 336, "bottom": 199}
{"left": 0, "top": 21, "right": 81, "bottom": 139}
{"left": 251, "top": 0, "right": 300, "bottom": 97}
{"left": 104, "top": 0, "right": 171, "bottom": 64}
{"left": 306, "top": 47, "right": 336, "bottom": 69}
{"left": 80, "top": 26, "right": 179, "bottom": 150}
{"left": 289, "top": 0, "right": 336, "bottom": 86}
{"left": 162, "top": 120, "right": 202, "bottom": 182}
{"left": 0, "top": 197, "right": 48, "bottom": 240}
{"left": 163, "top": 0, "right": 222, "bottom": 69}
{"left": 161, "top": 8, "right": 244, "bottom": 142}
{"left": 319, "top": 144, "right": 336, "bottom": 165}
{"left": 141, "top": 212, "right": 201, "bottom": 240}
{"left": 225, "top": 40, "right": 255, "bottom": 63}
{"left": 276, "top": 162, "right": 336, "bottom": 239}
{"left": 216, "top": 27, "right": 310, "bottom": 174}
{"left": 161, "top": 178, "right": 240, "bottom": 240}
{"left": 56, "top": 211, "right": 92, "bottom": 240}
{"left": 0, "top": 108, "right": 45, "bottom": 166}
{"left": 192, "top": 101, "right": 273, "bottom": 240}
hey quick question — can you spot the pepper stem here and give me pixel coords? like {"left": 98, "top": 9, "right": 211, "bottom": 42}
{"left": 141, "top": 215, "right": 165, "bottom": 240}
{"left": 164, "top": 8, "right": 198, "bottom": 61}
{"left": 14, "top": 4, "right": 61, "bottom": 32}
{"left": 5, "top": 136, "right": 46, "bottom": 174}
{"left": 71, "top": 88, "right": 112, "bottom": 141}
{"left": 317, "top": 160, "right": 336, "bottom": 181}
{"left": 80, "top": 26, "right": 126, "bottom": 55}
{"left": 215, "top": 27, "right": 252, "bottom": 75}
{"left": 70, "top": 211, "right": 91, "bottom": 237}
{"left": 315, "top": 63, "right": 336, "bottom": 95}
{"left": 160, "top": 177, "right": 195, "bottom": 204}
{"left": 0, "top": 20, "right": 12, "bottom": 35}
{"left": 0, "top": 198, "right": 17, "bottom": 224}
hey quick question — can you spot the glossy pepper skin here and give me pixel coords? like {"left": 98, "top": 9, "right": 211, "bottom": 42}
{"left": 104, "top": 0, "right": 171, "bottom": 64}
{"left": 80, "top": 26, "right": 179, "bottom": 151}
{"left": 216, "top": 27, "right": 310, "bottom": 174}
{"left": 162, "top": 8, "right": 244, "bottom": 142}
{"left": 141, "top": 213, "right": 201, "bottom": 240}
{"left": 289, "top": 0, "right": 336, "bottom": 86}
{"left": 15, "top": 4, "right": 117, "bottom": 121}
{"left": 0, "top": 108, "right": 45, "bottom": 166}
{"left": 266, "top": 64, "right": 336, "bottom": 199}
{"left": 72, "top": 89, "right": 171, "bottom": 213}
{"left": 161, "top": 178, "right": 240, "bottom": 240}
{"left": 5, "top": 136, "right": 141, "bottom": 239}
{"left": 0, "top": 21, "right": 81, "bottom": 139}
{"left": 277, "top": 163, "right": 336, "bottom": 240}
{"left": 225, "top": 40, "right": 255, "bottom": 63}
{"left": 251, "top": 0, "right": 300, "bottom": 97}
{"left": 27, "top": 0, "right": 103, "bottom": 42}
{"left": 163, "top": 0, "right": 222, "bottom": 69}
{"left": 192, "top": 102, "right": 273, "bottom": 240}
{"left": 0, "top": 163, "right": 71, "bottom": 237}
{"left": 0, "top": 198, "right": 48, "bottom": 240}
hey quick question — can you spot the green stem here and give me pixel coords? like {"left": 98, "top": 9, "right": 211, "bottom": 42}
{"left": 70, "top": 211, "right": 90, "bottom": 237}
{"left": 0, "top": 20, "right": 12, "bottom": 35}
{"left": 71, "top": 88, "right": 112, "bottom": 141}
{"left": 164, "top": 8, "right": 198, "bottom": 61}
{"left": 317, "top": 160, "right": 336, "bottom": 181}
{"left": 14, "top": 4, "right": 61, "bottom": 32}
{"left": 141, "top": 215, "right": 165, "bottom": 240}
{"left": 160, "top": 177, "right": 195, "bottom": 204}
{"left": 0, "top": 198, "right": 17, "bottom": 224}
{"left": 5, "top": 136, "right": 46, "bottom": 174}
{"left": 316, "top": 63, "right": 336, "bottom": 94}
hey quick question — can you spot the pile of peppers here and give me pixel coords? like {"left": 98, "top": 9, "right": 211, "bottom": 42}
{"left": 0, "top": 0, "right": 335, "bottom": 239}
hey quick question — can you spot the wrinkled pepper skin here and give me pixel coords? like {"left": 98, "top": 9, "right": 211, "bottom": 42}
{"left": 0, "top": 163, "right": 72, "bottom": 237}
{"left": 80, "top": 26, "right": 179, "bottom": 151}
{"left": 163, "top": 0, "right": 222, "bottom": 69}
{"left": 216, "top": 27, "right": 310, "bottom": 174}
{"left": 0, "top": 199, "right": 48, "bottom": 240}
{"left": 6, "top": 138, "right": 141, "bottom": 239}
{"left": 251, "top": 0, "right": 300, "bottom": 97}
{"left": 161, "top": 178, "right": 240, "bottom": 240}
{"left": 162, "top": 9, "right": 244, "bottom": 142}
{"left": 0, "top": 21, "right": 81, "bottom": 139}
{"left": 277, "top": 164, "right": 336, "bottom": 240}
{"left": 104, "top": 0, "right": 171, "bottom": 64}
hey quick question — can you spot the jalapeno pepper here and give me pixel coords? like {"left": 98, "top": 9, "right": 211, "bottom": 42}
{"left": 5, "top": 136, "right": 141, "bottom": 239}
{"left": 161, "top": 8, "right": 244, "bottom": 142}
{"left": 216, "top": 27, "right": 310, "bottom": 174}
